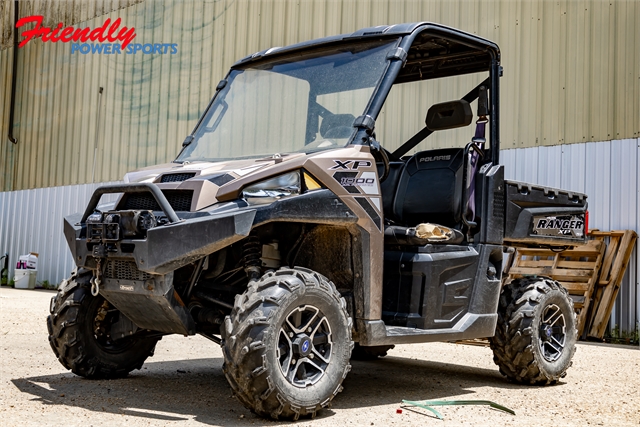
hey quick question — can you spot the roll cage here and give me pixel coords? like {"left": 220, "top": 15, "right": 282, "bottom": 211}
{"left": 221, "top": 22, "right": 501, "bottom": 164}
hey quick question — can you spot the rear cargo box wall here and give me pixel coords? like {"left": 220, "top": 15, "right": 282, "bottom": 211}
{"left": 501, "top": 138, "right": 639, "bottom": 336}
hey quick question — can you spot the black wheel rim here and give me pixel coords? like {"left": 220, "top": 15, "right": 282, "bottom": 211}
{"left": 538, "top": 303, "right": 566, "bottom": 362}
{"left": 277, "top": 304, "right": 332, "bottom": 388}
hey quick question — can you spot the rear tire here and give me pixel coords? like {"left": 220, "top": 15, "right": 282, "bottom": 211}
{"left": 222, "top": 267, "right": 353, "bottom": 420}
{"left": 47, "top": 269, "right": 161, "bottom": 379}
{"left": 489, "top": 277, "right": 577, "bottom": 385}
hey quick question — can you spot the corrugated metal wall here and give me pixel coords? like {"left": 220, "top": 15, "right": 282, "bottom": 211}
{"left": 0, "top": 46, "right": 12, "bottom": 184}
{"left": 1, "top": 0, "right": 639, "bottom": 191}
{"left": 1, "top": 0, "right": 145, "bottom": 49}
{"left": 1, "top": 0, "right": 144, "bottom": 187}
{"left": 501, "top": 138, "right": 640, "bottom": 335}
{"left": 0, "top": 180, "right": 120, "bottom": 286}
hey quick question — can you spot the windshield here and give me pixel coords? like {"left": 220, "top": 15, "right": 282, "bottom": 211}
{"left": 177, "top": 39, "right": 397, "bottom": 162}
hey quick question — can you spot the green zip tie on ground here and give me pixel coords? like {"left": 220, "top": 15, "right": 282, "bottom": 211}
{"left": 402, "top": 399, "right": 516, "bottom": 420}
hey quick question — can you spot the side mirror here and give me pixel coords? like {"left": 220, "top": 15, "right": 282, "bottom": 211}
{"left": 182, "top": 135, "right": 194, "bottom": 147}
{"left": 425, "top": 100, "right": 472, "bottom": 131}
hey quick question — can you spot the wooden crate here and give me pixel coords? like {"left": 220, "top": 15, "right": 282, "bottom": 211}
{"left": 505, "top": 239, "right": 605, "bottom": 337}
{"left": 587, "top": 230, "right": 638, "bottom": 339}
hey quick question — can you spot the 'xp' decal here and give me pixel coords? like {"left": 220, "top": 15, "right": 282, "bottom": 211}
{"left": 532, "top": 214, "right": 585, "bottom": 238}
{"left": 330, "top": 160, "right": 372, "bottom": 170}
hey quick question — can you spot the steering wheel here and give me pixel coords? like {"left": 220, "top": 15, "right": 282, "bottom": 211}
{"left": 370, "top": 140, "right": 390, "bottom": 182}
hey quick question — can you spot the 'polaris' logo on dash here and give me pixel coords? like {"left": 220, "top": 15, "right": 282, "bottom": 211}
{"left": 419, "top": 155, "right": 451, "bottom": 162}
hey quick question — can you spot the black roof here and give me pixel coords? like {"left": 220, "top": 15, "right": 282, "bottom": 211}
{"left": 233, "top": 22, "right": 500, "bottom": 69}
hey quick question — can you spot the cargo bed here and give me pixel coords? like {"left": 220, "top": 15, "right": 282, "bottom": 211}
{"left": 503, "top": 180, "right": 588, "bottom": 247}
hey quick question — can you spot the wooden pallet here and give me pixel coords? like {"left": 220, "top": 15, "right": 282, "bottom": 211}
{"left": 505, "top": 239, "right": 605, "bottom": 336}
{"left": 587, "top": 230, "right": 638, "bottom": 339}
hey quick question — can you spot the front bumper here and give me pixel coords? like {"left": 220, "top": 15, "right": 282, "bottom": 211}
{"left": 63, "top": 183, "right": 256, "bottom": 335}
{"left": 65, "top": 184, "right": 256, "bottom": 275}
{"left": 63, "top": 183, "right": 357, "bottom": 336}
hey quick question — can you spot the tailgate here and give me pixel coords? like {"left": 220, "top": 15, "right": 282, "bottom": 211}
{"left": 503, "top": 180, "right": 588, "bottom": 246}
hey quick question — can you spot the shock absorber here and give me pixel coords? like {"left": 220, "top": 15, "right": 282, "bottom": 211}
{"left": 242, "top": 236, "right": 262, "bottom": 281}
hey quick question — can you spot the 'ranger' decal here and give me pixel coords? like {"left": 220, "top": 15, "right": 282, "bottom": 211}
{"left": 536, "top": 219, "right": 584, "bottom": 230}
{"left": 532, "top": 214, "right": 585, "bottom": 238}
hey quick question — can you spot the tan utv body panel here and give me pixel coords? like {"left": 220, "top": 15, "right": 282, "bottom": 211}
{"left": 122, "top": 145, "right": 384, "bottom": 321}
{"left": 302, "top": 146, "right": 384, "bottom": 321}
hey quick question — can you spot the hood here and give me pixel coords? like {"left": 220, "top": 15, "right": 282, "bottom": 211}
{"left": 122, "top": 153, "right": 309, "bottom": 211}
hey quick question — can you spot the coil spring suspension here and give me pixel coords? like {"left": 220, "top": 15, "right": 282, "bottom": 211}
{"left": 242, "top": 236, "right": 262, "bottom": 281}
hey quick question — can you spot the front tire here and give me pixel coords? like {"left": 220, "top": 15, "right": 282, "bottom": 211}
{"left": 222, "top": 267, "right": 353, "bottom": 420}
{"left": 489, "top": 277, "right": 577, "bottom": 385}
{"left": 47, "top": 270, "right": 161, "bottom": 379}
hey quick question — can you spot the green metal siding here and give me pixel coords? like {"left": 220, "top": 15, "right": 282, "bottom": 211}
{"left": 1, "top": 0, "right": 639, "bottom": 191}
{"left": 1, "top": 0, "right": 145, "bottom": 49}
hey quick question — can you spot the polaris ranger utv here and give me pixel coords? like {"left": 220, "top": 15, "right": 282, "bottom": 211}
{"left": 48, "top": 22, "right": 588, "bottom": 420}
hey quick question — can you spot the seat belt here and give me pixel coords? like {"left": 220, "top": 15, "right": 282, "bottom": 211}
{"left": 466, "top": 118, "right": 486, "bottom": 220}
{"left": 463, "top": 85, "right": 489, "bottom": 239}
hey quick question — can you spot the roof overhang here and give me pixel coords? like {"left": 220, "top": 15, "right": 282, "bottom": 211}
{"left": 232, "top": 22, "right": 500, "bottom": 82}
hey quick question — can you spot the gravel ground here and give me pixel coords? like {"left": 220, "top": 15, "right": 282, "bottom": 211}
{"left": 1, "top": 287, "right": 638, "bottom": 426}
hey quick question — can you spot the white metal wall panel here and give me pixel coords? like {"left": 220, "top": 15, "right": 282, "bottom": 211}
{"left": 0, "top": 181, "right": 120, "bottom": 286}
{"left": 501, "top": 138, "right": 640, "bottom": 334}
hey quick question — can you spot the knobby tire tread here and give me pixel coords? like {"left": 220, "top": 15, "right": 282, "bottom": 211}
{"left": 489, "top": 277, "right": 577, "bottom": 385}
{"left": 222, "top": 267, "right": 353, "bottom": 420}
{"left": 47, "top": 270, "right": 160, "bottom": 379}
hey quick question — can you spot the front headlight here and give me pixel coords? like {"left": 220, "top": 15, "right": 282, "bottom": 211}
{"left": 242, "top": 171, "right": 300, "bottom": 205}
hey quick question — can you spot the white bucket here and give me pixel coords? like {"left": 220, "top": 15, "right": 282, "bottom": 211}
{"left": 14, "top": 270, "right": 37, "bottom": 289}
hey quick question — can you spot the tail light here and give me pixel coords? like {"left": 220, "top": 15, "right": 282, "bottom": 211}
{"left": 585, "top": 210, "right": 589, "bottom": 236}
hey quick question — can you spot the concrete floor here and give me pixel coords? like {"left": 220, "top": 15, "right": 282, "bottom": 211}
{"left": 1, "top": 287, "right": 638, "bottom": 426}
